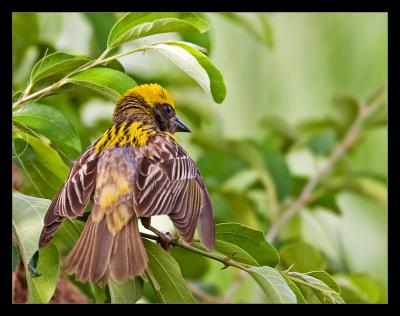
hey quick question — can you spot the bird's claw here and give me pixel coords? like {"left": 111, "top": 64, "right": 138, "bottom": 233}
{"left": 158, "top": 232, "right": 174, "bottom": 252}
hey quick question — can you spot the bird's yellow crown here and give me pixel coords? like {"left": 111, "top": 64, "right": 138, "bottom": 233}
{"left": 119, "top": 83, "right": 175, "bottom": 108}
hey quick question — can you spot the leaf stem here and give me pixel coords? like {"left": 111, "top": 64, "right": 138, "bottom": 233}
{"left": 266, "top": 87, "right": 387, "bottom": 242}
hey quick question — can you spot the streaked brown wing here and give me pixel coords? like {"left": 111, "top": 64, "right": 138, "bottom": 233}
{"left": 133, "top": 134, "right": 215, "bottom": 249}
{"left": 39, "top": 144, "right": 99, "bottom": 247}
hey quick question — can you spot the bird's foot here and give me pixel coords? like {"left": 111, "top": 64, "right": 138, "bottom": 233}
{"left": 140, "top": 217, "right": 174, "bottom": 251}
{"left": 157, "top": 231, "right": 174, "bottom": 252}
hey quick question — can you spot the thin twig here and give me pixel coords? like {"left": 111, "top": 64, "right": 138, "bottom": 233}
{"left": 140, "top": 232, "right": 250, "bottom": 272}
{"left": 12, "top": 46, "right": 147, "bottom": 109}
{"left": 266, "top": 88, "right": 386, "bottom": 242}
{"left": 141, "top": 232, "right": 247, "bottom": 304}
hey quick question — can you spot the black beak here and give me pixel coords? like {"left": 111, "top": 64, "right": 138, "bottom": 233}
{"left": 174, "top": 116, "right": 191, "bottom": 133}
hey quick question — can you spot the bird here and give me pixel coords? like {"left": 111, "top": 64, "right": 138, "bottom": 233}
{"left": 38, "top": 83, "right": 215, "bottom": 286}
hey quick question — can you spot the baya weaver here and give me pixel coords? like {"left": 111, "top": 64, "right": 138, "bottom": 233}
{"left": 39, "top": 84, "right": 215, "bottom": 286}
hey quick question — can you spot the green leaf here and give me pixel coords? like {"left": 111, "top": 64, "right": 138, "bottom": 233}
{"left": 258, "top": 14, "right": 275, "bottom": 49}
{"left": 12, "top": 13, "right": 39, "bottom": 72}
{"left": 28, "top": 244, "right": 60, "bottom": 303}
{"left": 83, "top": 13, "right": 117, "bottom": 55}
{"left": 143, "top": 239, "right": 196, "bottom": 303}
{"left": 102, "top": 59, "right": 126, "bottom": 73}
{"left": 196, "top": 152, "right": 246, "bottom": 189}
{"left": 332, "top": 91, "right": 359, "bottom": 130}
{"left": 12, "top": 192, "right": 60, "bottom": 303}
{"left": 12, "top": 136, "right": 63, "bottom": 198}
{"left": 306, "top": 271, "right": 341, "bottom": 293}
{"left": 281, "top": 273, "right": 307, "bottom": 304}
{"left": 67, "top": 68, "right": 137, "bottom": 102}
{"left": 170, "top": 247, "right": 210, "bottom": 279}
{"left": 310, "top": 192, "right": 341, "bottom": 215}
{"left": 288, "top": 271, "right": 344, "bottom": 304}
{"left": 180, "top": 31, "right": 211, "bottom": 55}
{"left": 215, "top": 223, "right": 279, "bottom": 267}
{"left": 217, "top": 191, "right": 260, "bottom": 228}
{"left": 334, "top": 273, "right": 384, "bottom": 303}
{"left": 30, "top": 52, "right": 91, "bottom": 85}
{"left": 259, "top": 115, "right": 298, "bottom": 143}
{"left": 66, "top": 280, "right": 108, "bottom": 304}
{"left": 107, "top": 13, "right": 209, "bottom": 49}
{"left": 279, "top": 241, "right": 327, "bottom": 272}
{"left": 307, "top": 128, "right": 337, "bottom": 156}
{"left": 13, "top": 130, "right": 69, "bottom": 182}
{"left": 248, "top": 266, "right": 297, "bottom": 303}
{"left": 12, "top": 244, "right": 20, "bottom": 271}
{"left": 219, "top": 13, "right": 274, "bottom": 49}
{"left": 149, "top": 41, "right": 226, "bottom": 103}
{"left": 108, "top": 277, "right": 144, "bottom": 303}
{"left": 254, "top": 137, "right": 293, "bottom": 200}
{"left": 13, "top": 103, "right": 81, "bottom": 161}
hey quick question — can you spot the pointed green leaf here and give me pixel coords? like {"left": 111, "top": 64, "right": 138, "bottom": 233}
{"left": 30, "top": 52, "right": 91, "bottom": 85}
{"left": 281, "top": 273, "right": 307, "bottom": 304}
{"left": 66, "top": 275, "right": 108, "bottom": 304}
{"left": 215, "top": 223, "right": 279, "bottom": 267}
{"left": 306, "top": 271, "right": 341, "bottom": 293}
{"left": 13, "top": 130, "right": 69, "bottom": 182}
{"left": 170, "top": 247, "right": 210, "bottom": 279}
{"left": 248, "top": 266, "right": 297, "bottom": 303}
{"left": 12, "top": 192, "right": 60, "bottom": 303}
{"left": 27, "top": 243, "right": 60, "bottom": 303}
{"left": 289, "top": 271, "right": 344, "bottom": 304}
{"left": 149, "top": 41, "right": 226, "bottom": 103}
{"left": 12, "top": 244, "right": 20, "bottom": 271}
{"left": 108, "top": 277, "right": 143, "bottom": 303}
{"left": 279, "top": 241, "right": 326, "bottom": 272}
{"left": 13, "top": 103, "right": 81, "bottom": 161}
{"left": 334, "top": 273, "right": 384, "bottom": 303}
{"left": 143, "top": 239, "right": 196, "bottom": 303}
{"left": 67, "top": 68, "right": 137, "bottom": 102}
{"left": 83, "top": 13, "right": 117, "bottom": 55}
{"left": 108, "top": 13, "right": 209, "bottom": 49}
{"left": 219, "top": 13, "right": 274, "bottom": 49}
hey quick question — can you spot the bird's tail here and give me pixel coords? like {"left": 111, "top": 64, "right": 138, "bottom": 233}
{"left": 63, "top": 213, "right": 148, "bottom": 287}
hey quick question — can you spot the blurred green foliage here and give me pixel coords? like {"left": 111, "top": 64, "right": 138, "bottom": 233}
{"left": 12, "top": 12, "right": 387, "bottom": 303}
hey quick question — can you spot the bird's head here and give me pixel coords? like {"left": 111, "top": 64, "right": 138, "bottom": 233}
{"left": 113, "top": 83, "right": 190, "bottom": 133}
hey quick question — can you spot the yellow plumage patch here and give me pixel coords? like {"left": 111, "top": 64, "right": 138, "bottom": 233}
{"left": 119, "top": 83, "right": 175, "bottom": 108}
{"left": 166, "top": 131, "right": 178, "bottom": 143}
{"left": 95, "top": 121, "right": 156, "bottom": 153}
{"left": 99, "top": 186, "right": 120, "bottom": 209}
{"left": 116, "top": 178, "right": 130, "bottom": 194}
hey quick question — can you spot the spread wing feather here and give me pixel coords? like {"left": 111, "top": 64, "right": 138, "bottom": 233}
{"left": 39, "top": 145, "right": 99, "bottom": 247}
{"left": 134, "top": 135, "right": 215, "bottom": 249}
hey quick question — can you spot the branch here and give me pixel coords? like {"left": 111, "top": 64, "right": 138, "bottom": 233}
{"left": 266, "top": 87, "right": 386, "bottom": 242}
{"left": 140, "top": 232, "right": 250, "bottom": 272}
{"left": 12, "top": 46, "right": 147, "bottom": 109}
{"left": 140, "top": 233, "right": 250, "bottom": 304}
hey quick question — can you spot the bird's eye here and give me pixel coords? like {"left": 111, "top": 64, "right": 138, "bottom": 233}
{"left": 163, "top": 104, "right": 174, "bottom": 115}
